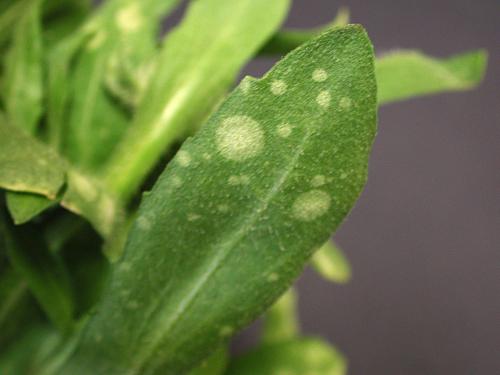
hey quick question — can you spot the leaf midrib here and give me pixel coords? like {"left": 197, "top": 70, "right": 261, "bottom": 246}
{"left": 136, "top": 109, "right": 319, "bottom": 373}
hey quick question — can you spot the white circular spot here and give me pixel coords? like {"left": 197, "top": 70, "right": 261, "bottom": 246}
{"left": 217, "top": 204, "right": 229, "bottom": 213}
{"left": 292, "top": 190, "right": 331, "bottom": 221}
{"left": 316, "top": 90, "right": 331, "bottom": 108}
{"left": 187, "top": 213, "right": 201, "bottom": 221}
{"left": 267, "top": 273, "right": 279, "bottom": 282}
{"left": 116, "top": 4, "right": 142, "bottom": 33}
{"left": 137, "top": 216, "right": 151, "bottom": 231}
{"left": 240, "top": 78, "right": 252, "bottom": 94}
{"left": 216, "top": 116, "right": 264, "bottom": 161}
{"left": 339, "top": 96, "right": 352, "bottom": 109}
{"left": 228, "top": 175, "right": 250, "bottom": 186}
{"left": 271, "top": 80, "right": 287, "bottom": 95}
{"left": 171, "top": 175, "right": 182, "bottom": 188}
{"left": 176, "top": 151, "right": 191, "bottom": 167}
{"left": 277, "top": 123, "right": 292, "bottom": 138}
{"left": 312, "top": 68, "right": 328, "bottom": 82}
{"left": 311, "top": 175, "right": 326, "bottom": 187}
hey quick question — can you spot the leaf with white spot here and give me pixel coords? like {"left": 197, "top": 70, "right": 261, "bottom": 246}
{"left": 103, "top": 0, "right": 291, "bottom": 200}
{"left": 311, "top": 240, "right": 352, "bottom": 284}
{"left": 226, "top": 338, "right": 347, "bottom": 375}
{"left": 57, "top": 25, "right": 376, "bottom": 374}
{"left": 376, "top": 49, "right": 487, "bottom": 104}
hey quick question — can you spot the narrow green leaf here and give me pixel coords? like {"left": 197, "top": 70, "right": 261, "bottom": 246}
{"left": 226, "top": 338, "right": 347, "bottom": 375}
{"left": 103, "top": 0, "right": 291, "bottom": 200}
{"left": 0, "top": 122, "right": 65, "bottom": 199}
{"left": 2, "top": 0, "right": 44, "bottom": 134}
{"left": 59, "top": 25, "right": 376, "bottom": 374}
{"left": 262, "top": 288, "right": 299, "bottom": 344}
{"left": 0, "top": 1, "right": 31, "bottom": 50}
{"left": 311, "top": 240, "right": 352, "bottom": 284}
{"left": 0, "top": 212, "right": 75, "bottom": 331}
{"left": 376, "top": 49, "right": 487, "bottom": 104}
{"left": 260, "top": 6, "right": 350, "bottom": 56}
{"left": 6, "top": 192, "right": 57, "bottom": 225}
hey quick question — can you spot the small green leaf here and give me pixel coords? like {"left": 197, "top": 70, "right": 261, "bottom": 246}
{"left": 0, "top": 212, "right": 75, "bottom": 331}
{"left": 0, "top": 121, "right": 65, "bottom": 199}
{"left": 2, "top": 0, "right": 44, "bottom": 134}
{"left": 6, "top": 191, "right": 57, "bottom": 225}
{"left": 262, "top": 288, "right": 299, "bottom": 344}
{"left": 260, "top": 6, "right": 350, "bottom": 56}
{"left": 311, "top": 240, "right": 352, "bottom": 284}
{"left": 377, "top": 49, "right": 487, "bottom": 104}
{"left": 103, "top": 0, "right": 291, "bottom": 200}
{"left": 0, "top": 120, "right": 124, "bottom": 241}
{"left": 58, "top": 25, "right": 376, "bottom": 374}
{"left": 226, "top": 338, "right": 347, "bottom": 375}
{"left": 0, "top": 1, "right": 31, "bottom": 50}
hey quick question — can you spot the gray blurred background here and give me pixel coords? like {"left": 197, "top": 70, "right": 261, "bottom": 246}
{"left": 230, "top": 1, "right": 499, "bottom": 374}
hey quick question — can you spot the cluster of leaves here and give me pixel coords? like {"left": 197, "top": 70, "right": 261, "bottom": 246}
{"left": 0, "top": 0, "right": 486, "bottom": 374}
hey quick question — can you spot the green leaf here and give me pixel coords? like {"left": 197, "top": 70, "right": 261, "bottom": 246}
{"left": 103, "top": 0, "right": 291, "bottom": 200}
{"left": 0, "top": 212, "right": 75, "bottom": 331}
{"left": 262, "top": 288, "right": 299, "bottom": 344}
{"left": 2, "top": 0, "right": 44, "bottom": 134}
{"left": 376, "top": 49, "right": 487, "bottom": 104}
{"left": 0, "top": 1, "right": 31, "bottom": 50}
{"left": 59, "top": 25, "right": 376, "bottom": 374}
{"left": 260, "top": 6, "right": 350, "bottom": 56}
{"left": 311, "top": 240, "right": 352, "bottom": 284}
{"left": 0, "top": 120, "right": 124, "bottom": 240}
{"left": 52, "top": 0, "right": 181, "bottom": 169}
{"left": 6, "top": 192, "right": 57, "bottom": 225}
{"left": 0, "top": 122, "right": 65, "bottom": 199}
{"left": 226, "top": 338, "right": 347, "bottom": 375}
{"left": 189, "top": 347, "right": 228, "bottom": 375}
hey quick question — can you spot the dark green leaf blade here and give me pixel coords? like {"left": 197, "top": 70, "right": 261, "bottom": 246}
{"left": 0, "top": 213, "right": 74, "bottom": 331}
{"left": 226, "top": 338, "right": 347, "bottom": 375}
{"left": 376, "top": 49, "right": 487, "bottom": 104}
{"left": 59, "top": 25, "right": 376, "bottom": 375}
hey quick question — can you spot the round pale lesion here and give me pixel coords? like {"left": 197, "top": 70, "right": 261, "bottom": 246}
{"left": 292, "top": 190, "right": 331, "bottom": 222}
{"left": 216, "top": 116, "right": 264, "bottom": 161}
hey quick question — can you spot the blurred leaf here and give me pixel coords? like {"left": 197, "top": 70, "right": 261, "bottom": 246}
{"left": 376, "top": 49, "right": 487, "bottom": 104}
{"left": 262, "top": 288, "right": 299, "bottom": 344}
{"left": 0, "top": 212, "right": 75, "bottom": 331}
{"left": 103, "top": 0, "right": 291, "bottom": 200}
{"left": 49, "top": 0, "right": 181, "bottom": 170}
{"left": 189, "top": 347, "right": 228, "bottom": 375}
{"left": 311, "top": 240, "right": 352, "bottom": 284}
{"left": 0, "top": 121, "right": 65, "bottom": 199}
{"left": 58, "top": 25, "right": 376, "bottom": 374}
{"left": 2, "top": 0, "right": 44, "bottom": 134}
{"left": 0, "top": 120, "right": 124, "bottom": 241}
{"left": 260, "top": 6, "right": 349, "bottom": 56}
{"left": 0, "top": 1, "right": 30, "bottom": 50}
{"left": 225, "top": 338, "right": 347, "bottom": 375}
{"left": 6, "top": 192, "right": 57, "bottom": 225}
